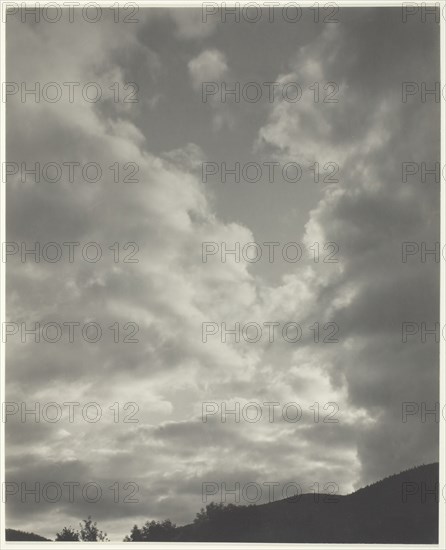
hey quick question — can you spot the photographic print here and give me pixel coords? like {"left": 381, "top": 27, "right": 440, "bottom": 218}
{"left": 0, "top": 1, "right": 443, "bottom": 547}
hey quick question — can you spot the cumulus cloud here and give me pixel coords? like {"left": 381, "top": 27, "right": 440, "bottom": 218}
{"left": 256, "top": 13, "right": 440, "bottom": 484}
{"left": 188, "top": 48, "right": 228, "bottom": 89}
{"left": 188, "top": 48, "right": 235, "bottom": 130}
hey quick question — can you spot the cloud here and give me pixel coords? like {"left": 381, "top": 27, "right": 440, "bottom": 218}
{"left": 256, "top": 12, "right": 440, "bottom": 485}
{"left": 170, "top": 9, "right": 218, "bottom": 40}
{"left": 188, "top": 49, "right": 235, "bottom": 130}
{"left": 188, "top": 48, "right": 228, "bottom": 90}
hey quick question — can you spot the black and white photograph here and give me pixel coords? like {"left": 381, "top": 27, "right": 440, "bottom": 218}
{"left": 0, "top": 1, "right": 444, "bottom": 547}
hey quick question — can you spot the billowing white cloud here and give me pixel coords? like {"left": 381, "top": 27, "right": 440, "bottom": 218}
{"left": 188, "top": 49, "right": 228, "bottom": 89}
{"left": 256, "top": 18, "right": 439, "bottom": 485}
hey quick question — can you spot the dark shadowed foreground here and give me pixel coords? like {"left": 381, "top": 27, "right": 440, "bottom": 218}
{"left": 7, "top": 464, "right": 438, "bottom": 544}
{"left": 5, "top": 529, "right": 50, "bottom": 541}
{"left": 168, "top": 464, "right": 439, "bottom": 544}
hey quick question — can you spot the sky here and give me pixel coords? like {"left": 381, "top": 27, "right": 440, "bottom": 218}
{"left": 4, "top": 6, "right": 441, "bottom": 541}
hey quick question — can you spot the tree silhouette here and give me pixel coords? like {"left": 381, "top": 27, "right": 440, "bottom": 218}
{"left": 56, "top": 517, "right": 108, "bottom": 542}
{"left": 55, "top": 526, "right": 79, "bottom": 541}
{"left": 123, "top": 525, "right": 144, "bottom": 542}
{"left": 79, "top": 516, "right": 109, "bottom": 542}
{"left": 124, "top": 519, "right": 176, "bottom": 541}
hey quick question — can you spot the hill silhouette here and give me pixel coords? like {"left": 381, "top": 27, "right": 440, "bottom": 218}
{"left": 6, "top": 528, "right": 51, "bottom": 541}
{"left": 6, "top": 463, "right": 439, "bottom": 543}
{"left": 127, "top": 463, "right": 438, "bottom": 543}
